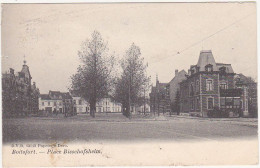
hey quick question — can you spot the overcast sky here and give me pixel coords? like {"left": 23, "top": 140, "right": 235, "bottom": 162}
{"left": 2, "top": 3, "right": 257, "bottom": 93}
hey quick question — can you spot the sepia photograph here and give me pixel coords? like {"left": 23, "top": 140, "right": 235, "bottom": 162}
{"left": 1, "top": 1, "right": 258, "bottom": 166}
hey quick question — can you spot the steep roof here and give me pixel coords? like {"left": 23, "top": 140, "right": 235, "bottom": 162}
{"left": 49, "top": 91, "right": 63, "bottom": 99}
{"left": 196, "top": 50, "right": 218, "bottom": 71}
{"left": 234, "top": 73, "right": 256, "bottom": 84}
{"left": 21, "top": 64, "right": 32, "bottom": 79}
{"left": 61, "top": 92, "right": 73, "bottom": 99}
{"left": 216, "top": 63, "right": 234, "bottom": 73}
{"left": 40, "top": 94, "right": 51, "bottom": 100}
{"left": 169, "top": 70, "right": 187, "bottom": 83}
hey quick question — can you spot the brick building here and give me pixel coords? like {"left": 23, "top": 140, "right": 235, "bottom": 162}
{"left": 2, "top": 60, "right": 40, "bottom": 117}
{"left": 235, "top": 74, "right": 257, "bottom": 117}
{"left": 149, "top": 75, "right": 171, "bottom": 115}
{"left": 168, "top": 69, "right": 187, "bottom": 112}
{"left": 179, "top": 50, "right": 248, "bottom": 117}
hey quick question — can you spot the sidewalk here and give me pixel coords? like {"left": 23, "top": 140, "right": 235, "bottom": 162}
{"left": 168, "top": 114, "right": 258, "bottom": 127}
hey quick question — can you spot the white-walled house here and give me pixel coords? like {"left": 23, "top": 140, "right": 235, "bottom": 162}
{"left": 72, "top": 97, "right": 90, "bottom": 114}
{"left": 96, "top": 97, "right": 122, "bottom": 113}
{"left": 39, "top": 91, "right": 71, "bottom": 113}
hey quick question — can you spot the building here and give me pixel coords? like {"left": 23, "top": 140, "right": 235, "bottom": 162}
{"left": 235, "top": 74, "right": 257, "bottom": 117}
{"left": 168, "top": 69, "right": 187, "bottom": 112}
{"left": 179, "top": 50, "right": 248, "bottom": 117}
{"left": 136, "top": 102, "right": 150, "bottom": 114}
{"left": 96, "top": 96, "right": 122, "bottom": 113}
{"left": 2, "top": 60, "right": 40, "bottom": 117}
{"left": 72, "top": 97, "right": 90, "bottom": 114}
{"left": 149, "top": 75, "right": 171, "bottom": 115}
{"left": 39, "top": 91, "right": 74, "bottom": 115}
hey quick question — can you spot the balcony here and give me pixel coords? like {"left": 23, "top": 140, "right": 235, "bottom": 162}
{"left": 220, "top": 88, "right": 242, "bottom": 97}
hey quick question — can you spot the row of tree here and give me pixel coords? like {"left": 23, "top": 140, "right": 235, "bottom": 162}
{"left": 70, "top": 31, "right": 150, "bottom": 118}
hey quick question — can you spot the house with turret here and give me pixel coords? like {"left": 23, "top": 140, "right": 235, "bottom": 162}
{"left": 2, "top": 60, "right": 40, "bottom": 117}
{"left": 179, "top": 50, "right": 248, "bottom": 117}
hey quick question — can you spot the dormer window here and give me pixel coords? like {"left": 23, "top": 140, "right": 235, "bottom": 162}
{"left": 191, "top": 69, "right": 195, "bottom": 75}
{"left": 205, "top": 64, "right": 213, "bottom": 72}
{"left": 196, "top": 67, "right": 200, "bottom": 72}
{"left": 219, "top": 66, "right": 226, "bottom": 73}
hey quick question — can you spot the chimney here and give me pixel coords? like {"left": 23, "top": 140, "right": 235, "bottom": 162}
{"left": 175, "top": 69, "right": 178, "bottom": 76}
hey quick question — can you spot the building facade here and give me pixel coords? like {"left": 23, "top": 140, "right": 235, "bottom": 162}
{"left": 235, "top": 74, "right": 257, "bottom": 117}
{"left": 96, "top": 96, "right": 122, "bottom": 113}
{"left": 149, "top": 76, "right": 171, "bottom": 115}
{"left": 2, "top": 61, "right": 40, "bottom": 117}
{"left": 179, "top": 50, "right": 248, "bottom": 117}
{"left": 72, "top": 97, "right": 90, "bottom": 114}
{"left": 39, "top": 91, "right": 74, "bottom": 115}
{"left": 168, "top": 69, "right": 187, "bottom": 112}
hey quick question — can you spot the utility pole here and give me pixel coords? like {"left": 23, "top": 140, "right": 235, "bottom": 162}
{"left": 128, "top": 74, "right": 131, "bottom": 117}
{"left": 144, "top": 86, "right": 146, "bottom": 115}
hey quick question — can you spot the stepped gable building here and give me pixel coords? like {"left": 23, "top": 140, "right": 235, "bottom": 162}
{"left": 168, "top": 69, "right": 187, "bottom": 111}
{"left": 150, "top": 75, "right": 171, "bottom": 115}
{"left": 179, "top": 50, "right": 248, "bottom": 117}
{"left": 2, "top": 60, "right": 40, "bottom": 117}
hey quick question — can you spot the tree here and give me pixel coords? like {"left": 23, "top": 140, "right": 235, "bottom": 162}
{"left": 174, "top": 90, "right": 180, "bottom": 115}
{"left": 70, "top": 31, "right": 115, "bottom": 118}
{"left": 114, "top": 43, "right": 149, "bottom": 118}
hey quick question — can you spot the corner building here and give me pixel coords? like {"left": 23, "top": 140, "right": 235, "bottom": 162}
{"left": 179, "top": 50, "right": 248, "bottom": 117}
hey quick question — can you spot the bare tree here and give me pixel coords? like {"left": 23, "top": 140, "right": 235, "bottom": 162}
{"left": 114, "top": 43, "right": 149, "bottom": 118}
{"left": 70, "top": 31, "right": 114, "bottom": 118}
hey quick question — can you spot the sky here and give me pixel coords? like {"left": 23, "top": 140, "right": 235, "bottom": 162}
{"left": 1, "top": 3, "right": 257, "bottom": 93}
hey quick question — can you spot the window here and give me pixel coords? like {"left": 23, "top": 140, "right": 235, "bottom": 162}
{"left": 245, "top": 100, "right": 248, "bottom": 111}
{"left": 42, "top": 102, "right": 44, "bottom": 106}
{"left": 48, "top": 101, "right": 50, "bottom": 106}
{"left": 206, "top": 79, "right": 213, "bottom": 91}
{"left": 190, "top": 83, "right": 194, "bottom": 96}
{"left": 59, "top": 102, "right": 62, "bottom": 106}
{"left": 196, "top": 97, "right": 200, "bottom": 110}
{"left": 220, "top": 82, "right": 227, "bottom": 89}
{"left": 190, "top": 99, "right": 195, "bottom": 110}
{"left": 207, "top": 97, "right": 214, "bottom": 110}
{"left": 219, "top": 66, "right": 226, "bottom": 73}
{"left": 196, "top": 80, "right": 199, "bottom": 92}
{"left": 79, "top": 100, "right": 82, "bottom": 105}
{"left": 205, "top": 64, "right": 213, "bottom": 72}
{"left": 54, "top": 102, "right": 57, "bottom": 106}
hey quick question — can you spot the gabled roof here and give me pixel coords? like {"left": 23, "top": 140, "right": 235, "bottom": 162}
{"left": 234, "top": 73, "right": 256, "bottom": 84}
{"left": 40, "top": 94, "right": 51, "bottom": 100}
{"left": 196, "top": 50, "right": 218, "bottom": 71}
{"left": 49, "top": 91, "right": 63, "bottom": 99}
{"left": 61, "top": 92, "right": 72, "bottom": 99}
{"left": 169, "top": 70, "right": 187, "bottom": 83}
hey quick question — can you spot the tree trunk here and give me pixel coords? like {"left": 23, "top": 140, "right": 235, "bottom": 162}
{"left": 90, "top": 100, "right": 96, "bottom": 118}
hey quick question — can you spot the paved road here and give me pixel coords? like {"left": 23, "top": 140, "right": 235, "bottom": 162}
{"left": 3, "top": 114, "right": 258, "bottom": 143}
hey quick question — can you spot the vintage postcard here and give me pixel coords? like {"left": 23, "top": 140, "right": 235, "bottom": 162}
{"left": 1, "top": 1, "right": 258, "bottom": 167}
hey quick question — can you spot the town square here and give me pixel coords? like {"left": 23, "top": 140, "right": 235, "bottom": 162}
{"left": 1, "top": 2, "right": 258, "bottom": 166}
